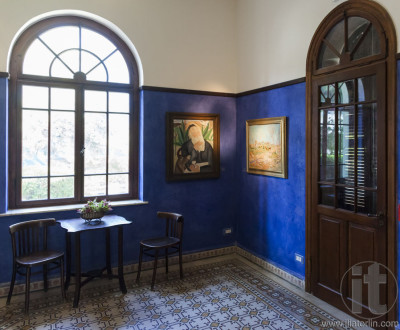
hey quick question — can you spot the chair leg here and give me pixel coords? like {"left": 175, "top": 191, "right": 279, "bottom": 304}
{"left": 43, "top": 264, "right": 48, "bottom": 292}
{"left": 6, "top": 264, "right": 17, "bottom": 305}
{"left": 179, "top": 244, "right": 183, "bottom": 279}
{"left": 136, "top": 245, "right": 143, "bottom": 283}
{"left": 60, "top": 257, "right": 66, "bottom": 300}
{"left": 151, "top": 249, "right": 159, "bottom": 291}
{"left": 165, "top": 248, "right": 168, "bottom": 274}
{"left": 25, "top": 267, "right": 31, "bottom": 314}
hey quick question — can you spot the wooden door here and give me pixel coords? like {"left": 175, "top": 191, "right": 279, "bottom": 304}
{"left": 310, "top": 62, "right": 388, "bottom": 319}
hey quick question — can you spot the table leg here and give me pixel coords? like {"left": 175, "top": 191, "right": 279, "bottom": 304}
{"left": 65, "top": 232, "right": 71, "bottom": 290}
{"left": 73, "top": 232, "right": 81, "bottom": 308}
{"left": 118, "top": 226, "right": 127, "bottom": 294}
{"left": 106, "top": 228, "right": 112, "bottom": 279}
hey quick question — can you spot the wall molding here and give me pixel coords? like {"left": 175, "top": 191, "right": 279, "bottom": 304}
{"left": 141, "top": 78, "right": 306, "bottom": 98}
{"left": 235, "top": 77, "right": 306, "bottom": 97}
{"left": 141, "top": 85, "right": 236, "bottom": 98}
{"left": 0, "top": 245, "right": 305, "bottom": 298}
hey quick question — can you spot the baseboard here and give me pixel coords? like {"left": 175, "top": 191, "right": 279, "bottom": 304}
{"left": 0, "top": 245, "right": 305, "bottom": 297}
{"left": 235, "top": 246, "right": 305, "bottom": 290}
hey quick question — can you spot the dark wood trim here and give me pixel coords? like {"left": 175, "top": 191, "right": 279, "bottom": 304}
{"left": 8, "top": 15, "right": 140, "bottom": 208}
{"left": 236, "top": 77, "right": 306, "bottom": 97}
{"left": 306, "top": 0, "right": 397, "bottom": 324}
{"left": 0, "top": 72, "right": 9, "bottom": 79}
{"left": 142, "top": 77, "right": 306, "bottom": 98}
{"left": 141, "top": 85, "right": 235, "bottom": 98}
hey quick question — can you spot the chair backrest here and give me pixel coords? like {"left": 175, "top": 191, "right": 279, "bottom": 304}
{"left": 157, "top": 212, "right": 184, "bottom": 240}
{"left": 9, "top": 218, "right": 56, "bottom": 258}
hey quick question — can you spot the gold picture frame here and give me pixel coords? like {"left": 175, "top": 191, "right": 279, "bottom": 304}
{"left": 246, "top": 116, "right": 287, "bottom": 178}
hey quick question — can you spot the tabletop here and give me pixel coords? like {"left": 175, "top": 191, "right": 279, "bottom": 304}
{"left": 57, "top": 214, "right": 132, "bottom": 233}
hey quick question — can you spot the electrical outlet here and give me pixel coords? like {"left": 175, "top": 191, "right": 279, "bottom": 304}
{"left": 295, "top": 253, "right": 304, "bottom": 264}
{"left": 223, "top": 228, "right": 232, "bottom": 235}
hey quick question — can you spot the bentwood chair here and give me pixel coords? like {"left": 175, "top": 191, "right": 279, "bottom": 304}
{"left": 136, "top": 212, "right": 184, "bottom": 290}
{"left": 7, "top": 218, "right": 66, "bottom": 313}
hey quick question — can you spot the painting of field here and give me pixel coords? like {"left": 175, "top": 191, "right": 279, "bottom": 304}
{"left": 248, "top": 124, "right": 282, "bottom": 171}
{"left": 246, "top": 117, "right": 286, "bottom": 178}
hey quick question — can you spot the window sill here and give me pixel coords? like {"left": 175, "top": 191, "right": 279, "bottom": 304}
{"left": 0, "top": 200, "right": 148, "bottom": 217}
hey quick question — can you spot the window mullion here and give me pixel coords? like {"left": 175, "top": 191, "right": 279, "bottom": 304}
{"left": 75, "top": 86, "right": 85, "bottom": 202}
{"left": 47, "top": 88, "right": 51, "bottom": 200}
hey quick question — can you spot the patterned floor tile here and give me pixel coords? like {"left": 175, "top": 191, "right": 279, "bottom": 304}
{"left": 0, "top": 258, "right": 355, "bottom": 329}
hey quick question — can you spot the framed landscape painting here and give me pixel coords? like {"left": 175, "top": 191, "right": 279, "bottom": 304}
{"left": 166, "top": 112, "right": 220, "bottom": 181}
{"left": 246, "top": 116, "right": 287, "bottom": 178}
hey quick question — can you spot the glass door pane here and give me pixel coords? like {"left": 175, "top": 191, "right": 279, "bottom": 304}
{"left": 318, "top": 74, "right": 377, "bottom": 213}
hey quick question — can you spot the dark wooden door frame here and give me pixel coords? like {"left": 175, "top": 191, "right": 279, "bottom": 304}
{"left": 305, "top": 0, "right": 397, "bottom": 324}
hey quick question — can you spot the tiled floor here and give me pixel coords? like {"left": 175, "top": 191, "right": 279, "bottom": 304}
{"left": 0, "top": 254, "right": 370, "bottom": 329}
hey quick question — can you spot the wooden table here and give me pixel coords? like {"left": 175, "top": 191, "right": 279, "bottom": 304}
{"left": 57, "top": 215, "right": 132, "bottom": 308}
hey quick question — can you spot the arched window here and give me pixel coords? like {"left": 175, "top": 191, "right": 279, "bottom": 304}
{"left": 9, "top": 16, "right": 140, "bottom": 208}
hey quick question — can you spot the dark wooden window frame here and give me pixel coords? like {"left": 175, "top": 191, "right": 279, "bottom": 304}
{"left": 9, "top": 16, "right": 140, "bottom": 208}
{"left": 306, "top": 0, "right": 397, "bottom": 323}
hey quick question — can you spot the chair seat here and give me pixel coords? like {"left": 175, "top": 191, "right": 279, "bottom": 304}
{"left": 140, "top": 237, "right": 180, "bottom": 249}
{"left": 16, "top": 250, "right": 64, "bottom": 266}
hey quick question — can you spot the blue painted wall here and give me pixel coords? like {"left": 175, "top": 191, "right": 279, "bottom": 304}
{"left": 235, "top": 83, "right": 306, "bottom": 279}
{"left": 0, "top": 85, "right": 237, "bottom": 283}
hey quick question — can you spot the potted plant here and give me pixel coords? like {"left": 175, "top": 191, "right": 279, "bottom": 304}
{"left": 78, "top": 198, "right": 112, "bottom": 223}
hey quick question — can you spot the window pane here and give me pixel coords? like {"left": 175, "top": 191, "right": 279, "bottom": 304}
{"left": 22, "top": 85, "right": 48, "bottom": 109}
{"left": 104, "top": 51, "right": 129, "bottom": 83}
{"left": 51, "top": 58, "right": 74, "bottom": 79}
{"left": 22, "top": 110, "right": 48, "bottom": 177}
{"left": 319, "top": 108, "right": 335, "bottom": 182}
{"left": 81, "top": 51, "right": 102, "bottom": 75}
{"left": 357, "top": 189, "right": 376, "bottom": 215}
{"left": 84, "top": 175, "right": 106, "bottom": 197}
{"left": 59, "top": 49, "right": 79, "bottom": 73}
{"left": 109, "top": 174, "right": 129, "bottom": 195}
{"left": 318, "top": 19, "right": 344, "bottom": 68}
{"left": 23, "top": 39, "right": 54, "bottom": 76}
{"left": 85, "top": 90, "right": 107, "bottom": 112}
{"left": 50, "top": 177, "right": 74, "bottom": 199}
{"left": 338, "top": 80, "right": 355, "bottom": 104}
{"left": 353, "top": 25, "right": 380, "bottom": 60}
{"left": 22, "top": 178, "right": 47, "bottom": 201}
{"left": 337, "top": 186, "right": 355, "bottom": 211}
{"left": 82, "top": 28, "right": 116, "bottom": 60}
{"left": 358, "top": 75, "right": 376, "bottom": 102}
{"left": 85, "top": 113, "right": 107, "bottom": 174}
{"left": 338, "top": 106, "right": 355, "bottom": 185}
{"left": 51, "top": 111, "right": 75, "bottom": 176}
{"left": 357, "top": 103, "right": 377, "bottom": 188}
{"left": 109, "top": 114, "right": 129, "bottom": 173}
{"left": 39, "top": 26, "right": 79, "bottom": 55}
{"left": 319, "top": 184, "right": 334, "bottom": 207}
{"left": 348, "top": 17, "right": 381, "bottom": 61}
{"left": 109, "top": 92, "right": 129, "bottom": 113}
{"left": 51, "top": 88, "right": 75, "bottom": 110}
{"left": 86, "top": 64, "right": 107, "bottom": 82}
{"left": 348, "top": 17, "right": 370, "bottom": 53}
{"left": 320, "top": 84, "right": 335, "bottom": 106}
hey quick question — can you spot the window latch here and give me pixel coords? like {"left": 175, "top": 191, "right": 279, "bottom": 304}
{"left": 80, "top": 146, "right": 85, "bottom": 155}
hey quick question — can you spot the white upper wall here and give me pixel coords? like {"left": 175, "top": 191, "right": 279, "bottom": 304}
{"left": 236, "top": 0, "right": 400, "bottom": 93}
{"left": 0, "top": 0, "right": 237, "bottom": 93}
{"left": 2, "top": 0, "right": 400, "bottom": 93}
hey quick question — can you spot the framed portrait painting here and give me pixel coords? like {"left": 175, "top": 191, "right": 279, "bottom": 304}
{"left": 246, "top": 116, "right": 287, "bottom": 178}
{"left": 166, "top": 112, "right": 220, "bottom": 181}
